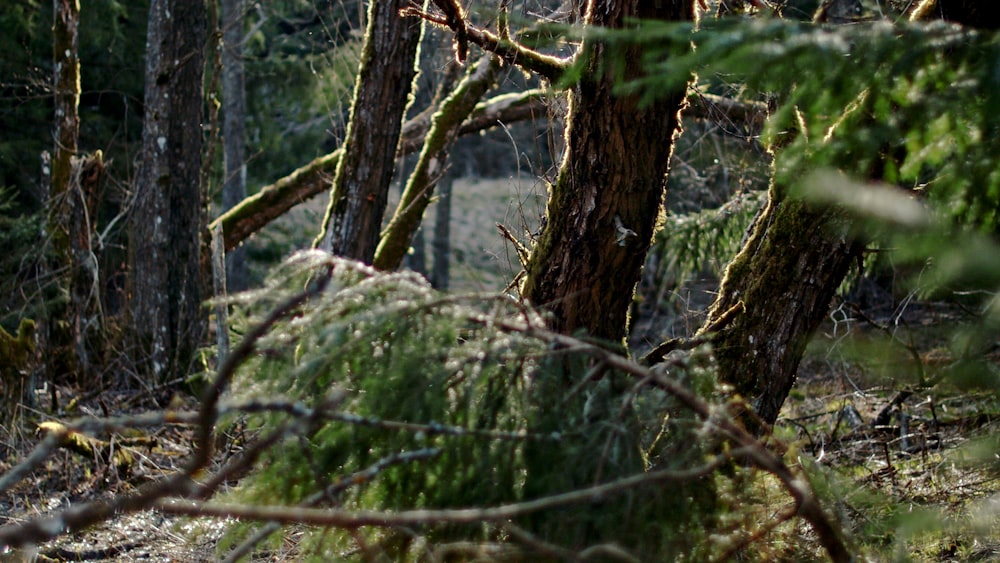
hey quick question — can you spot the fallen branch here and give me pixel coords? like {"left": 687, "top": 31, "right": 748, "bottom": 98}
{"left": 0, "top": 256, "right": 334, "bottom": 549}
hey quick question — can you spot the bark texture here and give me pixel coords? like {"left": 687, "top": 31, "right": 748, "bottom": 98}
{"left": 129, "top": 0, "right": 207, "bottom": 380}
{"left": 49, "top": 0, "right": 82, "bottom": 378}
{"left": 699, "top": 181, "right": 862, "bottom": 429}
{"left": 50, "top": 0, "right": 109, "bottom": 381}
{"left": 521, "top": 0, "right": 696, "bottom": 343}
{"left": 50, "top": 0, "right": 80, "bottom": 221}
{"left": 315, "top": 0, "right": 422, "bottom": 262}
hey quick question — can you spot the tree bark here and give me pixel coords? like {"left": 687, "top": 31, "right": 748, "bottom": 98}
{"left": 221, "top": 0, "right": 247, "bottom": 291}
{"left": 49, "top": 0, "right": 107, "bottom": 382}
{"left": 129, "top": 0, "right": 207, "bottom": 380}
{"left": 48, "top": 0, "right": 81, "bottom": 382}
{"left": 698, "top": 178, "right": 862, "bottom": 429}
{"left": 49, "top": 0, "right": 79, "bottom": 382}
{"left": 430, "top": 173, "right": 453, "bottom": 290}
{"left": 314, "top": 0, "right": 423, "bottom": 262}
{"left": 521, "top": 0, "right": 697, "bottom": 343}
{"left": 50, "top": 0, "right": 80, "bottom": 248}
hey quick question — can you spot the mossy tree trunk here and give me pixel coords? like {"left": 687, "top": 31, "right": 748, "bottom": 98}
{"left": 50, "top": 0, "right": 80, "bottom": 254}
{"left": 692, "top": 0, "right": 1000, "bottom": 431}
{"left": 49, "top": 0, "right": 106, "bottom": 382}
{"left": 48, "top": 0, "right": 81, "bottom": 384}
{"left": 128, "top": 0, "right": 207, "bottom": 380}
{"left": 315, "top": 0, "right": 423, "bottom": 263}
{"left": 698, "top": 175, "right": 862, "bottom": 429}
{"left": 521, "top": 0, "right": 697, "bottom": 344}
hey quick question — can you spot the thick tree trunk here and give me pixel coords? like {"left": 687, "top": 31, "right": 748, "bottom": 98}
{"left": 221, "top": 0, "right": 247, "bottom": 291}
{"left": 521, "top": 0, "right": 696, "bottom": 343}
{"left": 699, "top": 175, "right": 862, "bottom": 430}
{"left": 315, "top": 0, "right": 423, "bottom": 262}
{"left": 129, "top": 0, "right": 207, "bottom": 380}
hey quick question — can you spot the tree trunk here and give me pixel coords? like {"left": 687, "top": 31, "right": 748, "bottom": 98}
{"left": 50, "top": 0, "right": 80, "bottom": 255}
{"left": 315, "top": 0, "right": 423, "bottom": 262}
{"left": 430, "top": 173, "right": 453, "bottom": 290}
{"left": 698, "top": 170, "right": 863, "bottom": 430}
{"left": 49, "top": 0, "right": 109, "bottom": 384}
{"left": 47, "top": 0, "right": 81, "bottom": 382}
{"left": 521, "top": 0, "right": 697, "bottom": 344}
{"left": 221, "top": 0, "right": 247, "bottom": 291}
{"left": 129, "top": 0, "right": 207, "bottom": 380}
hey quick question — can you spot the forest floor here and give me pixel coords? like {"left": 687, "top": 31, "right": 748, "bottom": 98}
{"left": 2, "top": 177, "right": 999, "bottom": 561}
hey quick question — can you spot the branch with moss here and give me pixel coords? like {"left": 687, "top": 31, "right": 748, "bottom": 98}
{"left": 210, "top": 89, "right": 550, "bottom": 251}
{"left": 209, "top": 85, "right": 761, "bottom": 253}
{"left": 374, "top": 54, "right": 501, "bottom": 270}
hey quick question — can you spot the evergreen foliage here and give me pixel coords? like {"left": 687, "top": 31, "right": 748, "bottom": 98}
{"left": 605, "top": 17, "right": 1000, "bottom": 228}
{"left": 242, "top": 1, "right": 363, "bottom": 186}
{"left": 221, "top": 251, "right": 725, "bottom": 559}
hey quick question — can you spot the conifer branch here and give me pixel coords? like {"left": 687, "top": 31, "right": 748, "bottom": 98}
{"left": 492, "top": 322, "right": 854, "bottom": 563}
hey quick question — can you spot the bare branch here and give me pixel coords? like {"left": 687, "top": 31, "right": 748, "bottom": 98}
{"left": 400, "top": 1, "right": 568, "bottom": 79}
